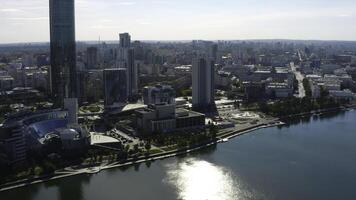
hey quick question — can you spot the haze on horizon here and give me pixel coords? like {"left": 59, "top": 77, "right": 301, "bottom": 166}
{"left": 1, "top": 0, "right": 356, "bottom": 43}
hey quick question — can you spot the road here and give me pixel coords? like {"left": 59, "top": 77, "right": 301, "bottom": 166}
{"left": 291, "top": 62, "right": 306, "bottom": 98}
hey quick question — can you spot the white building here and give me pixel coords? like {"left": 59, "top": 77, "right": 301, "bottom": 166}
{"left": 143, "top": 85, "right": 176, "bottom": 105}
{"left": 116, "top": 33, "right": 138, "bottom": 99}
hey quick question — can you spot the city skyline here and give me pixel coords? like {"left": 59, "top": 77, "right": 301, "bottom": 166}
{"left": 1, "top": 0, "right": 356, "bottom": 43}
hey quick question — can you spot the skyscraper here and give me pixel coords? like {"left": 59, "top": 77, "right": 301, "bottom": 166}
{"left": 117, "top": 33, "right": 131, "bottom": 67}
{"left": 119, "top": 33, "right": 131, "bottom": 48}
{"left": 192, "top": 57, "right": 215, "bottom": 110}
{"left": 86, "top": 47, "right": 98, "bottom": 69}
{"left": 209, "top": 44, "right": 218, "bottom": 61}
{"left": 49, "top": 0, "right": 78, "bottom": 105}
{"left": 126, "top": 48, "right": 138, "bottom": 99}
{"left": 116, "top": 33, "right": 138, "bottom": 100}
{"left": 103, "top": 68, "right": 127, "bottom": 106}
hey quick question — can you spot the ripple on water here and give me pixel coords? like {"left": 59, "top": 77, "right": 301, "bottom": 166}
{"left": 163, "top": 158, "right": 261, "bottom": 200}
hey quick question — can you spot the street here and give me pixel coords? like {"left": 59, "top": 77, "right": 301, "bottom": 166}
{"left": 291, "top": 62, "right": 306, "bottom": 98}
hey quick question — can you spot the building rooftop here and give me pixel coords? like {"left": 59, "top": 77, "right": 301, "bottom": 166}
{"left": 90, "top": 133, "right": 120, "bottom": 145}
{"left": 0, "top": 75, "right": 14, "bottom": 81}
{"left": 176, "top": 108, "right": 205, "bottom": 118}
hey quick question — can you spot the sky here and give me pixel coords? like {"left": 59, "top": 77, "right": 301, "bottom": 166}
{"left": 1, "top": 0, "right": 356, "bottom": 43}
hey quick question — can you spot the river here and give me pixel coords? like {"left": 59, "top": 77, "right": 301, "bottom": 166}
{"left": 1, "top": 110, "right": 356, "bottom": 200}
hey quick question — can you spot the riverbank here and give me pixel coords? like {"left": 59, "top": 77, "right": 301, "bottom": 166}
{"left": 3, "top": 104, "right": 353, "bottom": 192}
{"left": 279, "top": 104, "right": 356, "bottom": 120}
{"left": 0, "top": 118, "right": 284, "bottom": 192}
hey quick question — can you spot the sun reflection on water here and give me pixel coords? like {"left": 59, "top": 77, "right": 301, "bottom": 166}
{"left": 164, "top": 158, "right": 252, "bottom": 200}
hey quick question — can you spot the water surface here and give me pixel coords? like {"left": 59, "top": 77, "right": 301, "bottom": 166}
{"left": 1, "top": 110, "right": 356, "bottom": 200}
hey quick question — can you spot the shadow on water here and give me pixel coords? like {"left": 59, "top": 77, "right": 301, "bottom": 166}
{"left": 279, "top": 110, "right": 348, "bottom": 130}
{"left": 177, "top": 143, "right": 218, "bottom": 160}
{"left": 0, "top": 174, "right": 91, "bottom": 200}
{"left": 0, "top": 184, "right": 40, "bottom": 200}
{"left": 319, "top": 110, "right": 346, "bottom": 121}
{"left": 145, "top": 160, "right": 151, "bottom": 168}
{"left": 112, "top": 144, "right": 218, "bottom": 172}
{"left": 56, "top": 175, "right": 91, "bottom": 200}
{"left": 134, "top": 163, "right": 141, "bottom": 171}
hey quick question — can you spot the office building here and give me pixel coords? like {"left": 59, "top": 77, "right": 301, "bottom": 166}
{"left": 126, "top": 48, "right": 138, "bottom": 98}
{"left": 209, "top": 44, "right": 218, "bottom": 61}
{"left": 192, "top": 57, "right": 215, "bottom": 109}
{"left": 103, "top": 68, "right": 127, "bottom": 106}
{"left": 115, "top": 33, "right": 138, "bottom": 99}
{"left": 143, "top": 85, "right": 176, "bottom": 105}
{"left": 64, "top": 98, "right": 78, "bottom": 124}
{"left": 135, "top": 104, "right": 205, "bottom": 135}
{"left": 119, "top": 33, "right": 131, "bottom": 48}
{"left": 117, "top": 33, "right": 131, "bottom": 66}
{"left": 0, "top": 75, "right": 14, "bottom": 91}
{"left": 86, "top": 47, "right": 98, "bottom": 69}
{"left": 49, "top": 0, "right": 78, "bottom": 105}
{"left": 0, "top": 122, "right": 27, "bottom": 166}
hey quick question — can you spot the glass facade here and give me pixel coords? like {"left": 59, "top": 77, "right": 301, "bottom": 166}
{"left": 49, "top": 0, "right": 77, "bottom": 105}
{"left": 103, "top": 69, "right": 127, "bottom": 106}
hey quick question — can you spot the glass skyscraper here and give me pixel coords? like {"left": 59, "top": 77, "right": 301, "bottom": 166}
{"left": 103, "top": 68, "right": 127, "bottom": 106}
{"left": 49, "top": 0, "right": 77, "bottom": 105}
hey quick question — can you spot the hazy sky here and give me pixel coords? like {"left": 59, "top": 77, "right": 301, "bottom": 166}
{"left": 1, "top": 0, "right": 356, "bottom": 43}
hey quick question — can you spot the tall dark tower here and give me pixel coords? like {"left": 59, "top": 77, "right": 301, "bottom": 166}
{"left": 49, "top": 0, "right": 78, "bottom": 106}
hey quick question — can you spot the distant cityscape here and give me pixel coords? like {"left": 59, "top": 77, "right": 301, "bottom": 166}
{"left": 1, "top": 0, "right": 356, "bottom": 193}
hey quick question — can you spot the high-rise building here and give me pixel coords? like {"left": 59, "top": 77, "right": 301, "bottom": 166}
{"left": 119, "top": 33, "right": 131, "bottom": 48}
{"left": 143, "top": 85, "right": 176, "bottom": 105}
{"left": 209, "top": 44, "right": 218, "bottom": 61}
{"left": 64, "top": 98, "right": 78, "bottom": 124}
{"left": 86, "top": 47, "right": 98, "bottom": 69}
{"left": 126, "top": 48, "right": 138, "bottom": 98}
{"left": 192, "top": 57, "right": 215, "bottom": 109}
{"left": 49, "top": 0, "right": 78, "bottom": 105}
{"left": 103, "top": 68, "right": 127, "bottom": 106}
{"left": 0, "top": 122, "right": 27, "bottom": 166}
{"left": 117, "top": 33, "right": 131, "bottom": 66}
{"left": 116, "top": 33, "right": 138, "bottom": 100}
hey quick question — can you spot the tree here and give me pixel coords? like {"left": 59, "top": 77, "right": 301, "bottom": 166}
{"left": 34, "top": 166, "right": 44, "bottom": 176}
{"left": 133, "top": 144, "right": 139, "bottom": 153}
{"left": 303, "top": 78, "right": 312, "bottom": 97}
{"left": 209, "top": 124, "right": 218, "bottom": 139}
{"left": 144, "top": 142, "right": 152, "bottom": 152}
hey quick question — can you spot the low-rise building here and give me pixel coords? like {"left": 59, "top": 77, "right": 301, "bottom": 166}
{"left": 266, "top": 82, "right": 293, "bottom": 98}
{"left": 329, "top": 90, "right": 355, "bottom": 101}
{"left": 143, "top": 85, "right": 175, "bottom": 105}
{"left": 243, "top": 81, "right": 266, "bottom": 101}
{"left": 0, "top": 122, "right": 27, "bottom": 166}
{"left": 0, "top": 75, "right": 14, "bottom": 91}
{"left": 0, "top": 87, "right": 43, "bottom": 103}
{"left": 135, "top": 104, "right": 205, "bottom": 135}
{"left": 310, "top": 81, "right": 321, "bottom": 98}
{"left": 0, "top": 110, "right": 90, "bottom": 166}
{"left": 321, "top": 64, "right": 342, "bottom": 74}
{"left": 175, "top": 109, "right": 205, "bottom": 129}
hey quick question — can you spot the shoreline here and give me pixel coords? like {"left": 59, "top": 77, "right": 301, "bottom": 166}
{"left": 279, "top": 104, "right": 356, "bottom": 120}
{"left": 1, "top": 106, "right": 354, "bottom": 192}
{"left": 0, "top": 120, "right": 283, "bottom": 192}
